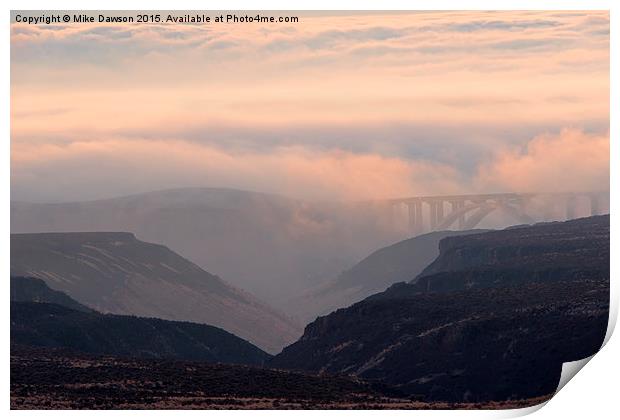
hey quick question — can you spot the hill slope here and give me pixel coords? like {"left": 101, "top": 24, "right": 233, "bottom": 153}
{"left": 11, "top": 276, "right": 92, "bottom": 312}
{"left": 11, "top": 302, "right": 269, "bottom": 365}
{"left": 11, "top": 188, "right": 405, "bottom": 311}
{"left": 270, "top": 216, "right": 610, "bottom": 402}
{"left": 293, "top": 230, "right": 487, "bottom": 321}
{"left": 10, "top": 232, "right": 301, "bottom": 353}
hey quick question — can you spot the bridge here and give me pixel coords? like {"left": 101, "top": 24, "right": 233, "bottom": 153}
{"left": 375, "top": 191, "right": 609, "bottom": 235}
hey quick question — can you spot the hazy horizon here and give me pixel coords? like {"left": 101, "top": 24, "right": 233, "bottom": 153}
{"left": 9, "top": 184, "right": 612, "bottom": 207}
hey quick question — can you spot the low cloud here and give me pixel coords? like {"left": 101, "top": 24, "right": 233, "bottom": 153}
{"left": 11, "top": 128, "right": 608, "bottom": 203}
{"left": 11, "top": 138, "right": 466, "bottom": 202}
{"left": 476, "top": 129, "right": 609, "bottom": 193}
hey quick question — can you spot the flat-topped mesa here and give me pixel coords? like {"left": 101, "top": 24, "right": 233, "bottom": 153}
{"left": 10, "top": 231, "right": 301, "bottom": 354}
{"left": 372, "top": 215, "right": 610, "bottom": 297}
{"left": 415, "top": 215, "right": 610, "bottom": 280}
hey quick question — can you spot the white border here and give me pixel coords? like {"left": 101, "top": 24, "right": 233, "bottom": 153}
{"left": 3, "top": 1, "right": 617, "bottom": 419}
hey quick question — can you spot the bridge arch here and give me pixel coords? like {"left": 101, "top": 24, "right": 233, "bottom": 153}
{"left": 380, "top": 191, "right": 607, "bottom": 236}
{"left": 436, "top": 201, "right": 535, "bottom": 230}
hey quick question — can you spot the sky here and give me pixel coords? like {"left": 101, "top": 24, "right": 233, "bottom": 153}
{"left": 10, "top": 11, "right": 610, "bottom": 202}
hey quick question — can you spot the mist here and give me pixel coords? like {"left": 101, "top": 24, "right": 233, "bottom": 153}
{"left": 11, "top": 128, "right": 609, "bottom": 204}
{"left": 10, "top": 10, "right": 610, "bottom": 319}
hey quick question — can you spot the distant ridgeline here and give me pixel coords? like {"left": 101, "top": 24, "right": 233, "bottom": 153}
{"left": 270, "top": 216, "right": 610, "bottom": 403}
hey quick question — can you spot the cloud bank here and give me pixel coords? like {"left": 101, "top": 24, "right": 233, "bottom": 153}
{"left": 476, "top": 129, "right": 610, "bottom": 193}
{"left": 10, "top": 11, "right": 609, "bottom": 202}
{"left": 11, "top": 129, "right": 608, "bottom": 202}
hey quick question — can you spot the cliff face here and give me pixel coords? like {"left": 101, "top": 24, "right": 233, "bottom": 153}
{"left": 377, "top": 215, "right": 609, "bottom": 297}
{"left": 415, "top": 216, "right": 609, "bottom": 279}
{"left": 269, "top": 216, "right": 610, "bottom": 402}
{"left": 10, "top": 232, "right": 301, "bottom": 353}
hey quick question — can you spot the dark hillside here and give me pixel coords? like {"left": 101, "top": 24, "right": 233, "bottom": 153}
{"left": 270, "top": 216, "right": 610, "bottom": 402}
{"left": 11, "top": 302, "right": 269, "bottom": 366}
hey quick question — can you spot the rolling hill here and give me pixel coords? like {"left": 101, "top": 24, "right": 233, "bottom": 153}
{"left": 11, "top": 301, "right": 269, "bottom": 365}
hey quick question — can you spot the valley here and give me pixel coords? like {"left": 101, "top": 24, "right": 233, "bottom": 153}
{"left": 9, "top": 198, "right": 610, "bottom": 408}
{"left": 10, "top": 231, "right": 300, "bottom": 353}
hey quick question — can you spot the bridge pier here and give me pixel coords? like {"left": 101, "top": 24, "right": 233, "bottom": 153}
{"left": 429, "top": 201, "right": 438, "bottom": 230}
{"left": 406, "top": 200, "right": 424, "bottom": 235}
{"left": 414, "top": 201, "right": 422, "bottom": 233}
{"left": 383, "top": 191, "right": 607, "bottom": 236}
{"left": 436, "top": 200, "right": 445, "bottom": 227}
{"left": 450, "top": 200, "right": 466, "bottom": 229}
{"left": 407, "top": 202, "right": 416, "bottom": 234}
